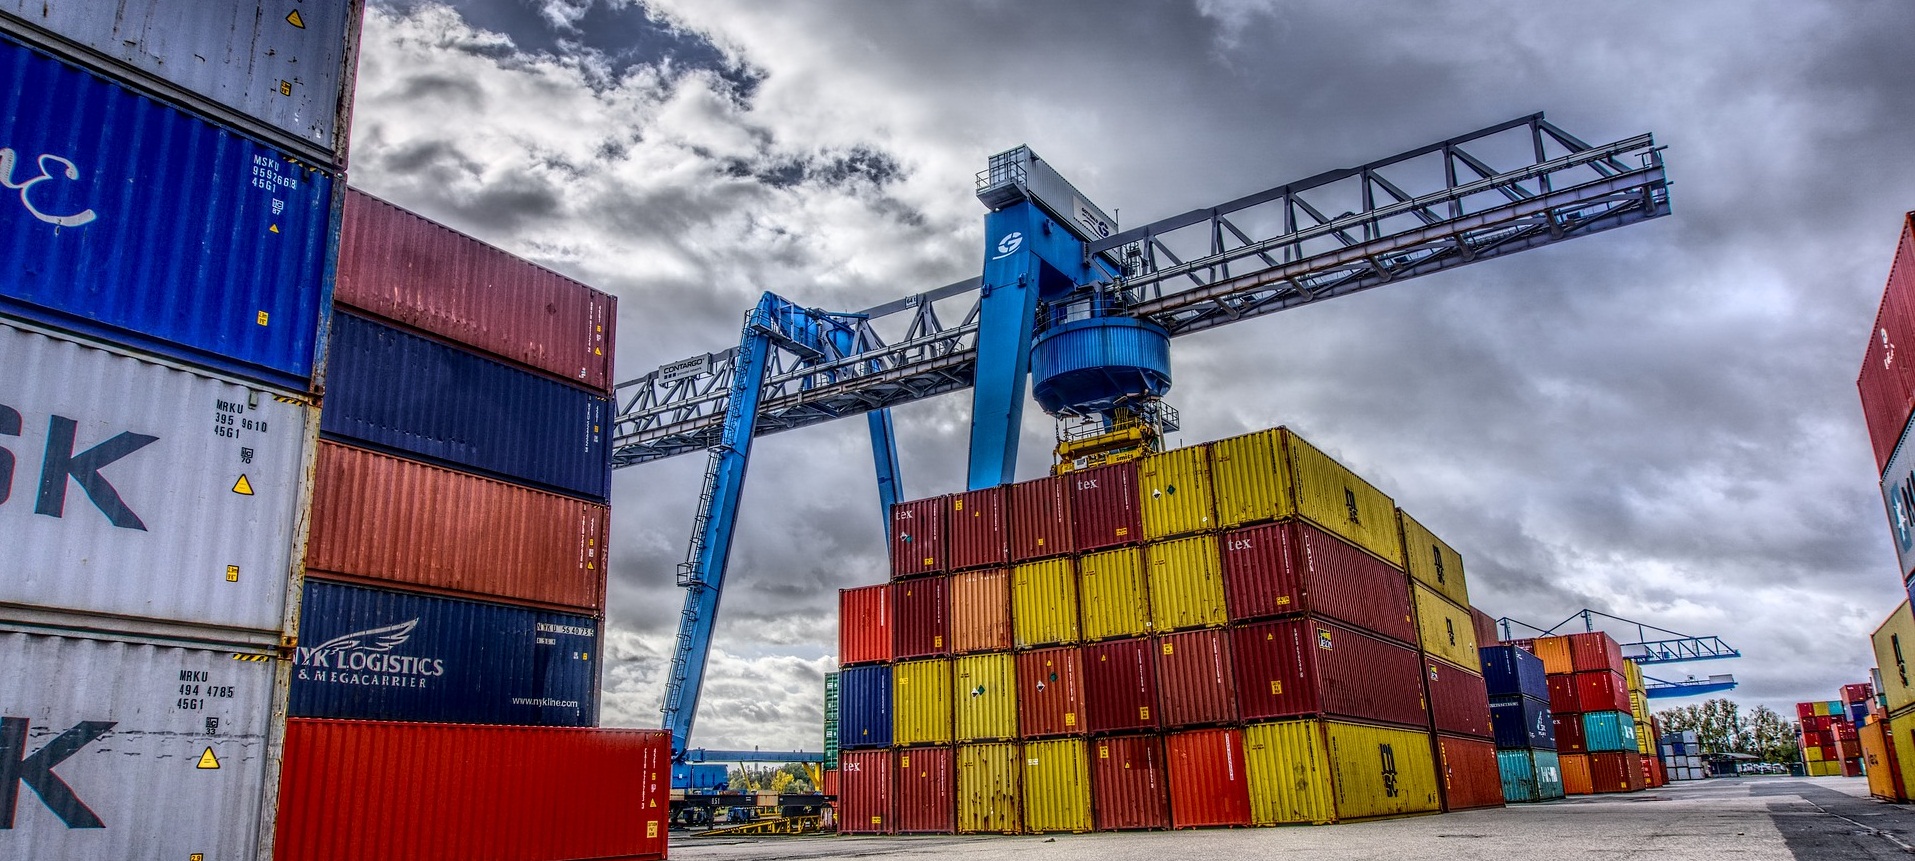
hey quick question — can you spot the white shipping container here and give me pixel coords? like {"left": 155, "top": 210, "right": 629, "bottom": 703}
{"left": 0, "top": 319, "right": 312, "bottom": 646}
{"left": 0, "top": 628, "right": 279, "bottom": 858}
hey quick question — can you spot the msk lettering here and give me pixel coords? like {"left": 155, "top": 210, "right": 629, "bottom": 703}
{"left": 0, "top": 717, "right": 114, "bottom": 829}
{"left": 0, "top": 406, "right": 157, "bottom": 530}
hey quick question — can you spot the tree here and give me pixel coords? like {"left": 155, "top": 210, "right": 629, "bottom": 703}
{"left": 1655, "top": 698, "right": 1801, "bottom": 762}
{"left": 1740, "top": 705, "right": 1799, "bottom": 763}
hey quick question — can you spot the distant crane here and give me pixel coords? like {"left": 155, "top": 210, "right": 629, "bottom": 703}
{"left": 1498, "top": 608, "right": 1740, "bottom": 699}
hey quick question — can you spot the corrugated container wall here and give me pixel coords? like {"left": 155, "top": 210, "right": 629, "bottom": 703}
{"left": 1497, "top": 749, "right": 1565, "bottom": 802}
{"left": 1155, "top": 628, "right": 1238, "bottom": 728}
{"left": 949, "top": 569, "right": 1011, "bottom": 654}
{"left": 275, "top": 720, "right": 669, "bottom": 861}
{"left": 1211, "top": 429, "right": 1405, "bottom": 568}
{"left": 839, "top": 585, "right": 893, "bottom": 666}
{"left": 1008, "top": 474, "right": 1074, "bottom": 561}
{"left": 1531, "top": 636, "right": 1574, "bottom": 675}
{"left": 952, "top": 654, "right": 1015, "bottom": 742}
{"left": 1471, "top": 606, "right": 1502, "bottom": 648}
{"left": 1243, "top": 719, "right": 1335, "bottom": 825}
{"left": 1012, "top": 558, "right": 1081, "bottom": 647}
{"left": 1137, "top": 444, "right": 1215, "bottom": 540}
{"left": 307, "top": 442, "right": 607, "bottom": 612}
{"left": 1069, "top": 461, "right": 1141, "bottom": 551}
{"left": 1021, "top": 738, "right": 1093, "bottom": 833}
{"left": 840, "top": 665, "right": 893, "bottom": 749}
{"left": 0, "top": 35, "right": 336, "bottom": 389}
{"left": 893, "top": 578, "right": 949, "bottom": 659}
{"left": 957, "top": 743, "right": 1023, "bottom": 834}
{"left": 1397, "top": 509, "right": 1469, "bottom": 609}
{"left": 1436, "top": 735, "right": 1505, "bottom": 811}
{"left": 1079, "top": 547, "right": 1150, "bottom": 641}
{"left": 1859, "top": 214, "right": 1915, "bottom": 473}
{"left": 1146, "top": 534, "right": 1227, "bottom": 633}
{"left": 1567, "top": 632, "right": 1625, "bottom": 674}
{"left": 1881, "top": 384, "right": 1915, "bottom": 579}
{"left": 335, "top": 189, "right": 615, "bottom": 391}
{"left": 894, "top": 658, "right": 955, "bottom": 746}
{"left": 894, "top": 747, "right": 954, "bottom": 834}
{"left": 1412, "top": 583, "right": 1478, "bottom": 670}
{"left": 1016, "top": 647, "right": 1086, "bottom": 738}
{"left": 1481, "top": 644, "right": 1550, "bottom": 700}
{"left": 1083, "top": 638, "right": 1160, "bottom": 734}
{"left": 1323, "top": 721, "right": 1442, "bottom": 820}
{"left": 890, "top": 497, "right": 946, "bottom": 577}
{"left": 838, "top": 749, "right": 894, "bottom": 834}
{"left": 1220, "top": 520, "right": 1415, "bottom": 643}
{"left": 1230, "top": 618, "right": 1429, "bottom": 728}
{"left": 1090, "top": 735, "right": 1170, "bottom": 831}
{"left": 1425, "top": 658, "right": 1493, "bottom": 739}
{"left": 1490, "top": 696, "right": 1556, "bottom": 750}
{"left": 947, "top": 487, "right": 1008, "bottom": 570}
{"left": 1166, "top": 728, "right": 1252, "bottom": 828}
{"left": 1873, "top": 601, "right": 1915, "bottom": 714}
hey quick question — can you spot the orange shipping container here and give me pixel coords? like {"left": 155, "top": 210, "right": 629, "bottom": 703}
{"left": 1531, "top": 636, "right": 1574, "bottom": 675}
{"left": 950, "top": 569, "right": 1013, "bottom": 654}
{"left": 1560, "top": 753, "right": 1593, "bottom": 795}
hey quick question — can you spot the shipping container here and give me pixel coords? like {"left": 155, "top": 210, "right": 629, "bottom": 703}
{"left": 0, "top": 320, "right": 312, "bottom": 645}
{"left": 1220, "top": 519, "right": 1416, "bottom": 644}
{"left": 1166, "top": 728, "right": 1252, "bottom": 828}
{"left": 1089, "top": 735, "right": 1170, "bottom": 830}
{"left": 893, "top": 746, "right": 955, "bottom": 834}
{"left": 1082, "top": 638, "right": 1160, "bottom": 734}
{"left": 890, "top": 497, "right": 946, "bottom": 577}
{"left": 1210, "top": 428, "right": 1406, "bottom": 567}
{"left": 1230, "top": 617, "right": 1429, "bottom": 728}
{"left": 1435, "top": 734, "right": 1505, "bottom": 811}
{"left": 1582, "top": 711, "right": 1639, "bottom": 753}
{"left": 1624, "top": 658, "right": 1646, "bottom": 694}
{"left": 1489, "top": 695, "right": 1556, "bottom": 750}
{"left": 1155, "top": 628, "right": 1238, "bottom": 728}
{"left": 1567, "top": 632, "right": 1626, "bottom": 674}
{"left": 1860, "top": 215, "right": 1915, "bottom": 473}
{"left": 1016, "top": 647, "right": 1086, "bottom": 738}
{"left": 291, "top": 580, "right": 597, "bottom": 726}
{"left": 1884, "top": 433, "right": 1915, "bottom": 580}
{"left": 1890, "top": 711, "right": 1915, "bottom": 801}
{"left": 1021, "top": 738, "right": 1092, "bottom": 833}
{"left": 1574, "top": 670, "right": 1632, "bottom": 714}
{"left": 1554, "top": 714, "right": 1587, "bottom": 754}
{"left": 1396, "top": 509, "right": 1468, "bottom": 609}
{"left": 1472, "top": 605, "right": 1502, "bottom": 648}
{"left": 0, "top": 35, "right": 336, "bottom": 390}
{"left": 893, "top": 577, "right": 949, "bottom": 659}
{"left": 1068, "top": 461, "right": 1140, "bottom": 551}
{"left": 335, "top": 188, "right": 615, "bottom": 391}
{"left": 1008, "top": 473, "right": 1074, "bottom": 561}
{"left": 1425, "top": 658, "right": 1492, "bottom": 739}
{"left": 1560, "top": 753, "right": 1593, "bottom": 795}
{"left": 894, "top": 658, "right": 954, "bottom": 746}
{"left": 1078, "top": 546, "right": 1150, "bottom": 641}
{"left": 1587, "top": 752, "right": 1644, "bottom": 793}
{"left": 956, "top": 742, "right": 1023, "bottom": 834}
{"left": 308, "top": 441, "right": 607, "bottom": 612}
{"left": 276, "top": 720, "right": 668, "bottom": 861}
{"left": 322, "top": 312, "right": 612, "bottom": 500}
{"left": 838, "top": 749, "right": 894, "bottom": 834}
{"left": 946, "top": 487, "right": 1008, "bottom": 571}
{"left": 1547, "top": 674, "right": 1579, "bottom": 716}
{"left": 1410, "top": 583, "right": 1478, "bottom": 672}
{"left": 1137, "top": 443, "right": 1215, "bottom": 540}
{"left": 839, "top": 665, "right": 893, "bottom": 749}
{"left": 1497, "top": 748, "right": 1566, "bottom": 803}
{"left": 1531, "top": 636, "right": 1574, "bottom": 675}
{"left": 1145, "top": 534, "right": 1227, "bottom": 633}
{"left": 949, "top": 569, "right": 1012, "bottom": 654}
{"left": 1481, "top": 645, "right": 1550, "bottom": 700}
{"left": 1011, "top": 557, "right": 1081, "bottom": 647}
{"left": 1872, "top": 602, "right": 1915, "bottom": 715}
{"left": 1243, "top": 719, "right": 1440, "bottom": 824}
{"left": 952, "top": 653, "right": 1015, "bottom": 742}
{"left": 839, "top": 584, "right": 893, "bottom": 666}
{"left": 1243, "top": 718, "right": 1335, "bottom": 825}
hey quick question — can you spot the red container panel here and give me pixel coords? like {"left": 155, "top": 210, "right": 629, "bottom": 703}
{"left": 276, "top": 719, "right": 668, "bottom": 861}
{"left": 1230, "top": 617, "right": 1429, "bottom": 728}
{"left": 1436, "top": 734, "right": 1505, "bottom": 811}
{"left": 1425, "top": 658, "right": 1492, "bottom": 740}
{"left": 1082, "top": 638, "right": 1160, "bottom": 734}
{"left": 949, "top": 569, "right": 1012, "bottom": 654}
{"left": 1587, "top": 752, "right": 1645, "bottom": 793}
{"left": 892, "top": 498, "right": 947, "bottom": 577}
{"left": 1017, "top": 647, "right": 1087, "bottom": 738}
{"left": 307, "top": 441, "right": 608, "bottom": 612}
{"left": 1566, "top": 632, "right": 1625, "bottom": 674}
{"left": 1844, "top": 683, "right": 1876, "bottom": 704}
{"left": 893, "top": 578, "right": 950, "bottom": 659}
{"left": 948, "top": 487, "right": 1009, "bottom": 571}
{"left": 1091, "top": 735, "right": 1171, "bottom": 830}
{"left": 1547, "top": 675, "right": 1578, "bottom": 715}
{"left": 1859, "top": 214, "right": 1915, "bottom": 472}
{"left": 1797, "top": 702, "right": 1817, "bottom": 721}
{"left": 1471, "top": 606, "right": 1501, "bottom": 648}
{"left": 1554, "top": 715, "right": 1587, "bottom": 754}
{"left": 1220, "top": 520, "right": 1415, "bottom": 643}
{"left": 839, "top": 749, "right": 896, "bottom": 834}
{"left": 336, "top": 189, "right": 616, "bottom": 393}
{"left": 1165, "top": 728, "right": 1252, "bottom": 828}
{"left": 1070, "top": 462, "right": 1142, "bottom": 551}
{"left": 1155, "top": 628, "right": 1238, "bottom": 728}
{"left": 1009, "top": 474, "right": 1075, "bottom": 561}
{"left": 840, "top": 585, "right": 893, "bottom": 666}
{"left": 1575, "top": 670, "right": 1631, "bottom": 713}
{"left": 894, "top": 746, "right": 955, "bottom": 834}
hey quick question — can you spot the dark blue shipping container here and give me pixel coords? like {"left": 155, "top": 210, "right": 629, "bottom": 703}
{"left": 1489, "top": 695, "right": 1556, "bottom": 750}
{"left": 291, "top": 579, "right": 599, "bottom": 726}
{"left": 839, "top": 664, "right": 893, "bottom": 750}
{"left": 0, "top": 34, "right": 335, "bottom": 391}
{"left": 672, "top": 763, "right": 730, "bottom": 790}
{"left": 1480, "top": 645, "right": 1549, "bottom": 700}
{"left": 322, "top": 312, "right": 613, "bottom": 501}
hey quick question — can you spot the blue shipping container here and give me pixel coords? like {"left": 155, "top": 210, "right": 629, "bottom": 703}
{"left": 672, "top": 763, "right": 730, "bottom": 790}
{"left": 839, "top": 664, "right": 893, "bottom": 750}
{"left": 322, "top": 312, "right": 612, "bottom": 500}
{"left": 1581, "top": 710, "right": 1639, "bottom": 753}
{"left": 291, "top": 579, "right": 599, "bottom": 726}
{"left": 1489, "top": 695, "right": 1556, "bottom": 750}
{"left": 1479, "top": 645, "right": 1549, "bottom": 700}
{"left": 0, "top": 34, "right": 335, "bottom": 391}
{"left": 1497, "top": 749, "right": 1565, "bottom": 803}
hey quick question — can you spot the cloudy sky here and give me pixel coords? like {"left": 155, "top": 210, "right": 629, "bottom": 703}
{"left": 346, "top": 0, "right": 1915, "bottom": 750}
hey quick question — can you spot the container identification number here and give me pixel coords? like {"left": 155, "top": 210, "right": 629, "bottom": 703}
{"left": 0, "top": 147, "right": 97, "bottom": 226}
{"left": 250, "top": 155, "right": 299, "bottom": 193}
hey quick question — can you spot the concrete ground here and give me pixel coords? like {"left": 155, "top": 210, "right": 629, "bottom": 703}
{"left": 672, "top": 777, "right": 1915, "bottom": 860}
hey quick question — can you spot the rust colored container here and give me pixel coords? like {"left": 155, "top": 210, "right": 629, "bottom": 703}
{"left": 1587, "top": 752, "right": 1645, "bottom": 793}
{"left": 949, "top": 569, "right": 1013, "bottom": 654}
{"left": 1435, "top": 734, "right": 1506, "bottom": 811}
{"left": 838, "top": 749, "right": 896, "bottom": 834}
{"left": 1165, "top": 728, "right": 1253, "bottom": 828}
{"left": 894, "top": 746, "right": 956, "bottom": 834}
{"left": 308, "top": 441, "right": 609, "bottom": 612}
{"left": 1017, "top": 646, "right": 1087, "bottom": 738}
{"left": 891, "top": 497, "right": 946, "bottom": 578}
{"left": 1082, "top": 638, "right": 1160, "bottom": 734}
{"left": 947, "top": 487, "right": 1009, "bottom": 571}
{"left": 336, "top": 189, "right": 616, "bottom": 393}
{"left": 1009, "top": 474, "right": 1075, "bottom": 561}
{"left": 1069, "top": 461, "right": 1142, "bottom": 551}
{"left": 276, "top": 719, "right": 668, "bottom": 861}
{"left": 1220, "top": 520, "right": 1415, "bottom": 643}
{"left": 894, "top": 577, "right": 950, "bottom": 659}
{"left": 1560, "top": 753, "right": 1593, "bottom": 795}
{"left": 839, "top": 585, "right": 893, "bottom": 666}
{"left": 1546, "top": 675, "right": 1578, "bottom": 715}
{"left": 1472, "top": 606, "right": 1502, "bottom": 648}
{"left": 1230, "top": 617, "right": 1429, "bottom": 728}
{"left": 1090, "top": 735, "right": 1171, "bottom": 830}
{"left": 1575, "top": 670, "right": 1631, "bottom": 713}
{"left": 1554, "top": 715, "right": 1587, "bottom": 754}
{"left": 1155, "top": 628, "right": 1239, "bottom": 728}
{"left": 1567, "top": 632, "right": 1625, "bottom": 674}
{"left": 1425, "top": 657, "right": 1492, "bottom": 739}
{"left": 1860, "top": 215, "right": 1915, "bottom": 473}
{"left": 824, "top": 769, "right": 840, "bottom": 797}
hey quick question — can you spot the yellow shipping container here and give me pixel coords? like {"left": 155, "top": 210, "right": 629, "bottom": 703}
{"left": 1411, "top": 583, "right": 1478, "bottom": 671}
{"left": 1635, "top": 720, "right": 1652, "bottom": 755}
{"left": 1211, "top": 428, "right": 1405, "bottom": 568}
{"left": 893, "top": 658, "right": 953, "bottom": 746}
{"left": 1807, "top": 759, "right": 1842, "bottom": 777}
{"left": 1872, "top": 602, "right": 1915, "bottom": 715}
{"left": 1211, "top": 428, "right": 1291, "bottom": 529}
{"left": 1078, "top": 547, "right": 1150, "bottom": 641}
{"left": 1804, "top": 745, "right": 1825, "bottom": 761}
{"left": 954, "top": 653, "right": 1018, "bottom": 742}
{"left": 1623, "top": 659, "right": 1645, "bottom": 694}
{"left": 1395, "top": 509, "right": 1468, "bottom": 609}
{"left": 1021, "top": 738, "right": 1092, "bottom": 833}
{"left": 1243, "top": 719, "right": 1335, "bottom": 825}
{"left": 957, "top": 742, "right": 1024, "bottom": 834}
{"left": 1629, "top": 691, "right": 1649, "bottom": 724}
{"left": 1145, "top": 534, "right": 1226, "bottom": 633}
{"left": 1889, "top": 710, "right": 1915, "bottom": 801}
{"left": 1244, "top": 719, "right": 1440, "bottom": 824}
{"left": 1530, "top": 636, "right": 1573, "bottom": 675}
{"left": 1138, "top": 444, "right": 1216, "bottom": 541}
{"left": 1012, "top": 558, "right": 1080, "bottom": 648}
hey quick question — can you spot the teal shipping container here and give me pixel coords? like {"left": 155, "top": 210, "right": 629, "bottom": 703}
{"left": 1581, "top": 711, "right": 1639, "bottom": 753}
{"left": 1497, "top": 749, "right": 1565, "bottom": 803}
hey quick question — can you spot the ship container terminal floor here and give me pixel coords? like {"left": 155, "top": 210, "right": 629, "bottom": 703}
{"left": 673, "top": 777, "right": 1915, "bottom": 860}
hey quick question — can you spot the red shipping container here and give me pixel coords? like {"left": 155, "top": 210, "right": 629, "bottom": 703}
{"left": 1796, "top": 702, "right": 1818, "bottom": 721}
{"left": 1230, "top": 617, "right": 1429, "bottom": 728}
{"left": 335, "top": 189, "right": 616, "bottom": 393}
{"left": 1155, "top": 628, "right": 1238, "bottom": 728}
{"left": 1008, "top": 474, "right": 1075, "bottom": 561}
{"left": 1507, "top": 637, "right": 1537, "bottom": 653}
{"left": 1069, "top": 462, "right": 1142, "bottom": 551}
{"left": 1017, "top": 646, "right": 1087, "bottom": 738}
{"left": 1083, "top": 638, "right": 1161, "bottom": 734}
{"left": 894, "top": 747, "right": 955, "bottom": 834}
{"left": 949, "top": 569, "right": 1012, "bottom": 653}
{"left": 824, "top": 769, "right": 840, "bottom": 797}
{"left": 1165, "top": 728, "right": 1252, "bottom": 828}
{"left": 893, "top": 577, "right": 949, "bottom": 659}
{"left": 1566, "top": 632, "right": 1625, "bottom": 674}
{"left": 1220, "top": 520, "right": 1416, "bottom": 644}
{"left": 840, "top": 585, "right": 893, "bottom": 666}
{"left": 1575, "top": 670, "right": 1631, "bottom": 713}
{"left": 1858, "top": 214, "right": 1915, "bottom": 473}
{"left": 1471, "top": 606, "right": 1501, "bottom": 648}
{"left": 276, "top": 720, "right": 668, "bottom": 861}
{"left": 1587, "top": 752, "right": 1644, "bottom": 793}
{"left": 1090, "top": 735, "right": 1171, "bottom": 830}
{"left": 1424, "top": 658, "right": 1492, "bottom": 740}
{"left": 1845, "top": 759, "right": 1866, "bottom": 778}
{"left": 1435, "top": 734, "right": 1505, "bottom": 811}
{"left": 1547, "top": 675, "right": 1578, "bottom": 715}
{"left": 1554, "top": 715, "right": 1587, "bottom": 754}
{"left": 838, "top": 749, "right": 895, "bottom": 834}
{"left": 891, "top": 498, "right": 947, "bottom": 577}
{"left": 307, "top": 441, "right": 609, "bottom": 612}
{"left": 947, "top": 487, "right": 1009, "bottom": 571}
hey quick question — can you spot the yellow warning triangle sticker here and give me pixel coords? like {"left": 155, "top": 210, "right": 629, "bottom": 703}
{"left": 196, "top": 748, "right": 220, "bottom": 769}
{"left": 232, "top": 475, "right": 255, "bottom": 496}
{"left": 269, "top": 224, "right": 280, "bottom": 234}
{"left": 286, "top": 9, "right": 306, "bottom": 28}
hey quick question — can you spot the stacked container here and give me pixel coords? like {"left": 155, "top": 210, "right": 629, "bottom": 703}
{"left": 1525, "top": 632, "right": 1645, "bottom": 795}
{"left": 1795, "top": 699, "right": 1861, "bottom": 777}
{"left": 1657, "top": 731, "right": 1706, "bottom": 781}
{"left": 1396, "top": 509, "right": 1502, "bottom": 812}
{"left": 1480, "top": 644, "right": 1563, "bottom": 802}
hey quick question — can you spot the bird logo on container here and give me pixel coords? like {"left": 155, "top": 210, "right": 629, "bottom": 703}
{"left": 294, "top": 619, "right": 446, "bottom": 687}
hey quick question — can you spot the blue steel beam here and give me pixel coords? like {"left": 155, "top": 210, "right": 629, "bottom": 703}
{"left": 868, "top": 408, "right": 902, "bottom": 536}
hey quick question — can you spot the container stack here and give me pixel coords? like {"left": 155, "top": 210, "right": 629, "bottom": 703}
{"left": 1623, "top": 659, "right": 1665, "bottom": 787}
{"left": 1859, "top": 214, "right": 1915, "bottom": 608}
{"left": 1658, "top": 732, "right": 1706, "bottom": 781}
{"left": 1480, "top": 644, "right": 1564, "bottom": 802}
{"left": 1795, "top": 699, "right": 1860, "bottom": 777}
{"left": 1527, "top": 632, "right": 1645, "bottom": 794}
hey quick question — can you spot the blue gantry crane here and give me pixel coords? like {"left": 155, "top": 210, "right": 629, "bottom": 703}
{"left": 621, "top": 113, "right": 1673, "bottom": 764}
{"left": 1498, "top": 609, "right": 1741, "bottom": 699}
